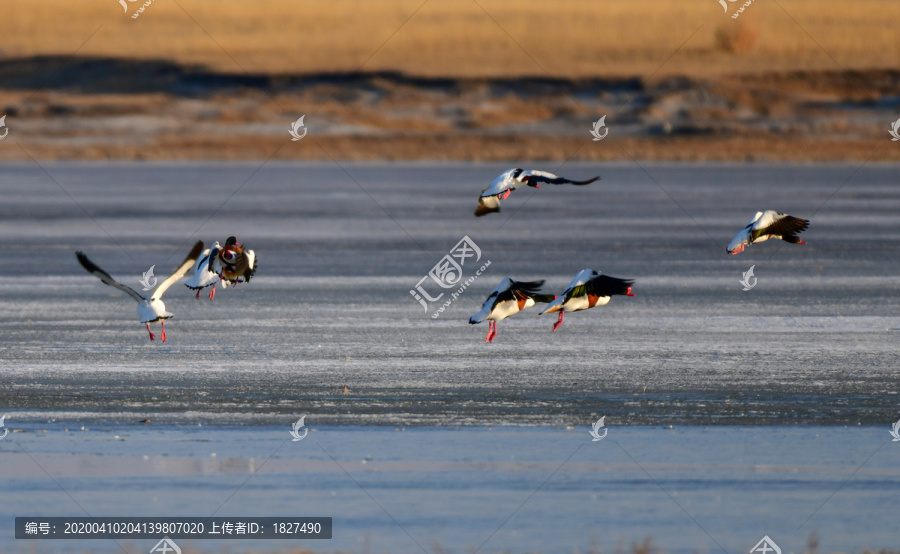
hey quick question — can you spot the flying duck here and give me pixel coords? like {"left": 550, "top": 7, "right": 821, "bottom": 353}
{"left": 184, "top": 242, "right": 221, "bottom": 300}
{"left": 469, "top": 277, "right": 557, "bottom": 343}
{"left": 540, "top": 269, "right": 634, "bottom": 331}
{"left": 727, "top": 211, "right": 809, "bottom": 255}
{"left": 208, "top": 236, "right": 257, "bottom": 286}
{"left": 474, "top": 169, "right": 599, "bottom": 217}
{"left": 76, "top": 241, "right": 203, "bottom": 342}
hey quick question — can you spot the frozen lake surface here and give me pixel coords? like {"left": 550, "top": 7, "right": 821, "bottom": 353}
{"left": 0, "top": 162, "right": 898, "bottom": 552}
{"left": 2, "top": 425, "right": 898, "bottom": 554}
{"left": 1, "top": 162, "right": 898, "bottom": 425}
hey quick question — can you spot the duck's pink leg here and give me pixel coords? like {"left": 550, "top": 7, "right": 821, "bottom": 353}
{"left": 488, "top": 321, "right": 498, "bottom": 343}
{"left": 484, "top": 321, "right": 493, "bottom": 343}
{"left": 209, "top": 286, "right": 216, "bottom": 300}
{"left": 146, "top": 322, "right": 155, "bottom": 341}
{"left": 552, "top": 310, "right": 565, "bottom": 332}
{"left": 195, "top": 289, "right": 201, "bottom": 299}
{"left": 160, "top": 320, "right": 167, "bottom": 342}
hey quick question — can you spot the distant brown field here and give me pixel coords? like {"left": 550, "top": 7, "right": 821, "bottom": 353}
{"left": 3, "top": 1, "right": 898, "bottom": 161}
{"left": 4, "top": 0, "right": 899, "bottom": 78}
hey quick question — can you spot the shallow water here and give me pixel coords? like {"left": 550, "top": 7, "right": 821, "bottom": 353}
{"left": 2, "top": 425, "right": 898, "bottom": 554}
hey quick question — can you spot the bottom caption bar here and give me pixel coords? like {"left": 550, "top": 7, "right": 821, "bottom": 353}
{"left": 16, "top": 517, "right": 332, "bottom": 539}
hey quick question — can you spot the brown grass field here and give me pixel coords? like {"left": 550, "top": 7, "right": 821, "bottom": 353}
{"left": 4, "top": 0, "right": 900, "bottom": 77}
{"left": 2, "top": 0, "right": 899, "bottom": 161}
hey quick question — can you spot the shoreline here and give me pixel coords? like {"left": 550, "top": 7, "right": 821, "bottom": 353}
{"left": 1, "top": 63, "right": 897, "bottom": 163}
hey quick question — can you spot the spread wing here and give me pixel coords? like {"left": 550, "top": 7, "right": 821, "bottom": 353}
{"left": 243, "top": 250, "right": 257, "bottom": 282}
{"left": 754, "top": 213, "right": 809, "bottom": 241}
{"left": 230, "top": 248, "right": 252, "bottom": 279}
{"left": 185, "top": 248, "right": 219, "bottom": 289}
{"left": 76, "top": 251, "right": 145, "bottom": 303}
{"left": 495, "top": 279, "right": 546, "bottom": 303}
{"left": 207, "top": 243, "right": 221, "bottom": 273}
{"left": 521, "top": 170, "right": 599, "bottom": 186}
{"left": 475, "top": 169, "right": 598, "bottom": 217}
{"left": 152, "top": 241, "right": 204, "bottom": 300}
{"left": 569, "top": 275, "right": 634, "bottom": 299}
{"left": 194, "top": 250, "right": 212, "bottom": 273}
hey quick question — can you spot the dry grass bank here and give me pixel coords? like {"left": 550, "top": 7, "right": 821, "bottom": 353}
{"left": 1, "top": 1, "right": 898, "bottom": 161}
{"left": 3, "top": 0, "right": 899, "bottom": 78}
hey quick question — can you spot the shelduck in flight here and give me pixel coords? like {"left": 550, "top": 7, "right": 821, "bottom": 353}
{"left": 540, "top": 269, "right": 634, "bottom": 331}
{"left": 76, "top": 241, "right": 203, "bottom": 342}
{"left": 474, "top": 169, "right": 599, "bottom": 217}
{"left": 469, "top": 277, "right": 557, "bottom": 342}
{"left": 727, "top": 210, "right": 809, "bottom": 255}
{"left": 184, "top": 241, "right": 221, "bottom": 300}
{"left": 208, "top": 236, "right": 257, "bottom": 286}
